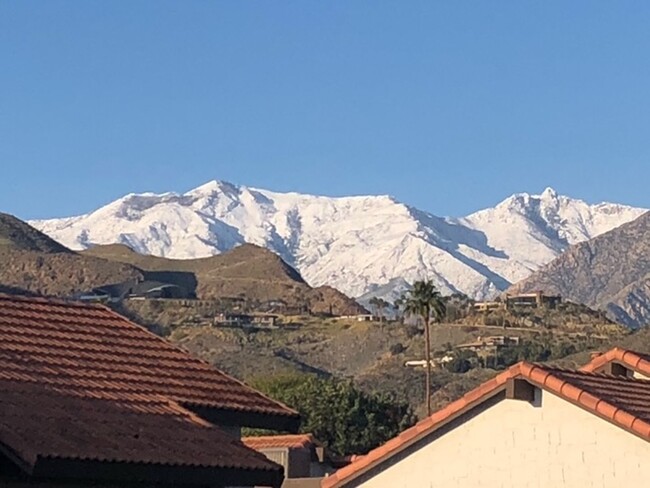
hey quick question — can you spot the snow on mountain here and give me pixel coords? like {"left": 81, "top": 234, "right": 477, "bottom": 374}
{"left": 29, "top": 182, "right": 646, "bottom": 301}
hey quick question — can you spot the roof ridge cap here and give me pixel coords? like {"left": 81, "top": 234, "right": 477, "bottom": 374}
{"left": 520, "top": 364, "right": 650, "bottom": 442}
{"left": 580, "top": 346, "right": 650, "bottom": 375}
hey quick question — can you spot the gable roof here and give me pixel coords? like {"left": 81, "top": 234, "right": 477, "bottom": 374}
{"left": 322, "top": 361, "right": 650, "bottom": 488}
{"left": 243, "top": 434, "right": 321, "bottom": 450}
{"left": 0, "top": 293, "right": 298, "bottom": 430}
{"left": 581, "top": 347, "right": 650, "bottom": 377}
{"left": 0, "top": 293, "right": 300, "bottom": 486}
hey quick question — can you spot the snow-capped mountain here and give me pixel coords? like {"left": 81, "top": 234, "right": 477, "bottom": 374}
{"left": 29, "top": 182, "right": 646, "bottom": 301}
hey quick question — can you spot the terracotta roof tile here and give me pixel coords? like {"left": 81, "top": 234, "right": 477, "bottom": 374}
{"left": 0, "top": 379, "right": 278, "bottom": 471}
{"left": 243, "top": 434, "right": 320, "bottom": 450}
{"left": 581, "top": 347, "right": 650, "bottom": 376}
{"left": 322, "top": 361, "right": 650, "bottom": 488}
{"left": 0, "top": 294, "right": 298, "bottom": 420}
{"left": 0, "top": 294, "right": 298, "bottom": 485}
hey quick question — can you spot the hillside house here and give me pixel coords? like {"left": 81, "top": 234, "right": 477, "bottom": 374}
{"left": 472, "top": 301, "right": 504, "bottom": 312}
{"left": 505, "top": 291, "right": 561, "bottom": 309}
{"left": 244, "top": 435, "right": 339, "bottom": 488}
{"left": 456, "top": 335, "right": 520, "bottom": 353}
{"left": 79, "top": 278, "right": 193, "bottom": 302}
{"left": 262, "top": 299, "right": 290, "bottom": 313}
{"left": 336, "top": 314, "right": 377, "bottom": 322}
{"left": 215, "top": 312, "right": 254, "bottom": 327}
{"left": 0, "top": 294, "right": 300, "bottom": 487}
{"left": 253, "top": 313, "right": 280, "bottom": 327}
{"left": 322, "top": 347, "right": 650, "bottom": 488}
{"left": 215, "top": 313, "right": 279, "bottom": 328}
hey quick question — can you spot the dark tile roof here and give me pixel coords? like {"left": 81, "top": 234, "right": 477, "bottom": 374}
{"left": 0, "top": 293, "right": 300, "bottom": 486}
{"left": 547, "top": 367, "right": 650, "bottom": 425}
{"left": 0, "top": 380, "right": 278, "bottom": 474}
{"left": 0, "top": 294, "right": 298, "bottom": 425}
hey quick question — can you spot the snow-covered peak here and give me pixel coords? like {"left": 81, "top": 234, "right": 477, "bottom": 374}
{"left": 540, "top": 186, "right": 559, "bottom": 199}
{"left": 29, "top": 182, "right": 647, "bottom": 301}
{"left": 189, "top": 179, "right": 239, "bottom": 195}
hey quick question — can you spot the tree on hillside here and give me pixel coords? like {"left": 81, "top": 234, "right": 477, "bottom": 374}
{"left": 247, "top": 373, "right": 415, "bottom": 456}
{"left": 369, "top": 297, "right": 391, "bottom": 325}
{"left": 398, "top": 280, "right": 446, "bottom": 415}
{"left": 368, "top": 297, "right": 381, "bottom": 320}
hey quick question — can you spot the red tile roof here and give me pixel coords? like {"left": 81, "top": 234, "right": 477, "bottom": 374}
{"left": 0, "top": 380, "right": 278, "bottom": 473}
{"left": 0, "top": 293, "right": 299, "bottom": 486}
{"left": 0, "top": 294, "right": 298, "bottom": 423}
{"left": 243, "top": 434, "right": 320, "bottom": 450}
{"left": 581, "top": 347, "right": 650, "bottom": 377}
{"left": 322, "top": 361, "right": 650, "bottom": 488}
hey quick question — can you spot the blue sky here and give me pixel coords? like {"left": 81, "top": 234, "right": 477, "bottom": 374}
{"left": 1, "top": 1, "right": 649, "bottom": 220}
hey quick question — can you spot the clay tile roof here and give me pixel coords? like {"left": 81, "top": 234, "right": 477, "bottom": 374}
{"left": 0, "top": 293, "right": 301, "bottom": 485}
{"left": 322, "top": 361, "right": 650, "bottom": 488}
{"left": 0, "top": 294, "right": 298, "bottom": 424}
{"left": 0, "top": 379, "right": 279, "bottom": 473}
{"left": 580, "top": 347, "right": 650, "bottom": 377}
{"left": 243, "top": 434, "right": 320, "bottom": 450}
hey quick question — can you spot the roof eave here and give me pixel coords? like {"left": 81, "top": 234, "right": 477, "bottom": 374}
{"left": 33, "top": 456, "right": 285, "bottom": 488}
{"left": 186, "top": 404, "right": 301, "bottom": 433}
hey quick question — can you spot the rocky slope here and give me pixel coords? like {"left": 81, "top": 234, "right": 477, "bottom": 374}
{"left": 30, "top": 181, "right": 646, "bottom": 300}
{"left": 0, "top": 212, "right": 70, "bottom": 253}
{"left": 510, "top": 211, "right": 650, "bottom": 328}
{"left": 0, "top": 212, "right": 143, "bottom": 296}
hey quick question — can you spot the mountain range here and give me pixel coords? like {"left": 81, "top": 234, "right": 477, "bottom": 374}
{"left": 30, "top": 181, "right": 646, "bottom": 302}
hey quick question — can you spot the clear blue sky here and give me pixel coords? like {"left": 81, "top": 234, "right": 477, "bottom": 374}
{"left": 1, "top": 1, "right": 649, "bottom": 220}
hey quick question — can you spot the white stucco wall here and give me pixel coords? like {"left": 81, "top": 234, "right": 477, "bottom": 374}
{"left": 633, "top": 370, "right": 649, "bottom": 380}
{"left": 357, "top": 390, "right": 650, "bottom": 488}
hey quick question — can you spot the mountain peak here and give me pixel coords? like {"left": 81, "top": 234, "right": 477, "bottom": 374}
{"left": 189, "top": 180, "right": 240, "bottom": 196}
{"left": 540, "top": 187, "right": 559, "bottom": 199}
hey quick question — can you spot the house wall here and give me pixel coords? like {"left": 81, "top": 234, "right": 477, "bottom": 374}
{"left": 353, "top": 390, "right": 650, "bottom": 488}
{"left": 633, "top": 370, "right": 649, "bottom": 380}
{"left": 255, "top": 447, "right": 313, "bottom": 479}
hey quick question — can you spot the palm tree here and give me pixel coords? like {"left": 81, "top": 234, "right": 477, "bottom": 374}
{"left": 400, "top": 280, "right": 446, "bottom": 416}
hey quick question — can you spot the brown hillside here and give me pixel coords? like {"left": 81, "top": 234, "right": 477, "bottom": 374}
{"left": 0, "top": 214, "right": 143, "bottom": 296}
{"left": 0, "top": 213, "right": 70, "bottom": 253}
{"left": 82, "top": 243, "right": 366, "bottom": 315}
{"left": 509, "top": 211, "right": 650, "bottom": 328}
{"left": 0, "top": 248, "right": 143, "bottom": 297}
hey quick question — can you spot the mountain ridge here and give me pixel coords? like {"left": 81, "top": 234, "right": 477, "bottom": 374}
{"left": 509, "top": 211, "right": 650, "bottom": 328}
{"left": 30, "top": 181, "right": 647, "bottom": 301}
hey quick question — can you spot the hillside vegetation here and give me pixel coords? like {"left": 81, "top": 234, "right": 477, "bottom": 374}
{"left": 121, "top": 297, "right": 626, "bottom": 416}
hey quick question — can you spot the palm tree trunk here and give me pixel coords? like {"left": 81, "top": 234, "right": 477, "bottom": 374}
{"left": 424, "top": 315, "right": 432, "bottom": 416}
